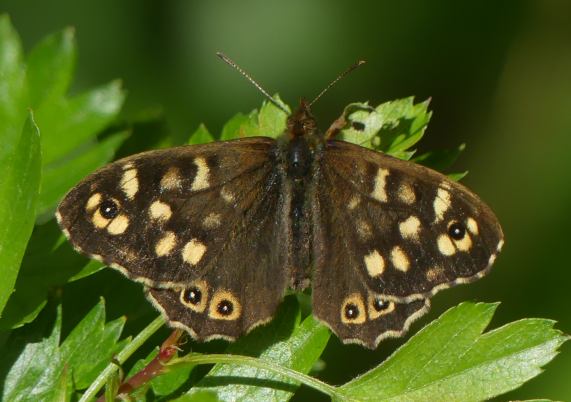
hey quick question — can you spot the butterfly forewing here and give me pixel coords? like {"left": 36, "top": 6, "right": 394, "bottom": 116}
{"left": 57, "top": 137, "right": 280, "bottom": 288}
{"left": 316, "top": 140, "right": 504, "bottom": 302}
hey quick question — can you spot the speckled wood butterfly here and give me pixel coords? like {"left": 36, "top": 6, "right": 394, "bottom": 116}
{"left": 56, "top": 54, "right": 503, "bottom": 348}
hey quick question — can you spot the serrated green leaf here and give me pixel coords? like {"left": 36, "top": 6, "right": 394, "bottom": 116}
{"left": 256, "top": 95, "right": 289, "bottom": 138}
{"left": 182, "top": 296, "right": 330, "bottom": 401}
{"left": 1, "top": 305, "right": 65, "bottom": 402}
{"left": 189, "top": 123, "right": 215, "bottom": 144}
{"left": 0, "top": 113, "right": 41, "bottom": 316}
{"left": 60, "top": 299, "right": 126, "bottom": 389}
{"left": 37, "top": 130, "right": 129, "bottom": 219}
{"left": 26, "top": 27, "right": 76, "bottom": 108}
{"left": 340, "top": 97, "right": 432, "bottom": 158}
{"left": 37, "top": 80, "right": 126, "bottom": 166}
{"left": 340, "top": 302, "right": 568, "bottom": 402}
{"left": 219, "top": 96, "right": 289, "bottom": 141}
{"left": 220, "top": 111, "right": 258, "bottom": 140}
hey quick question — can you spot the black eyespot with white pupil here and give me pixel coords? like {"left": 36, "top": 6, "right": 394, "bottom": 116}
{"left": 182, "top": 287, "right": 202, "bottom": 305}
{"left": 352, "top": 121, "right": 365, "bottom": 131}
{"left": 217, "top": 299, "right": 234, "bottom": 316}
{"left": 373, "top": 298, "right": 390, "bottom": 312}
{"left": 448, "top": 222, "right": 466, "bottom": 240}
{"left": 99, "top": 200, "right": 119, "bottom": 219}
{"left": 344, "top": 303, "right": 360, "bottom": 319}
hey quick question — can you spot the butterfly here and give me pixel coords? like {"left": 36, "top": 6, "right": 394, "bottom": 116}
{"left": 56, "top": 54, "right": 504, "bottom": 349}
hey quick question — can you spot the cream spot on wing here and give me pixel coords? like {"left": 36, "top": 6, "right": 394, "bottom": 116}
{"left": 454, "top": 233, "right": 472, "bottom": 251}
{"left": 433, "top": 187, "right": 451, "bottom": 222}
{"left": 149, "top": 200, "right": 172, "bottom": 221}
{"left": 120, "top": 168, "right": 139, "bottom": 199}
{"left": 497, "top": 239, "right": 504, "bottom": 251}
{"left": 371, "top": 168, "right": 390, "bottom": 202}
{"left": 107, "top": 215, "right": 129, "bottom": 235}
{"left": 160, "top": 167, "right": 182, "bottom": 190}
{"left": 390, "top": 246, "right": 410, "bottom": 272}
{"left": 202, "top": 212, "right": 222, "bottom": 229}
{"left": 220, "top": 187, "right": 235, "bottom": 203}
{"left": 398, "top": 183, "right": 416, "bottom": 204}
{"left": 191, "top": 157, "right": 210, "bottom": 191}
{"left": 85, "top": 193, "right": 102, "bottom": 211}
{"left": 356, "top": 219, "right": 373, "bottom": 240}
{"left": 488, "top": 253, "right": 497, "bottom": 265}
{"left": 123, "top": 162, "right": 134, "bottom": 170}
{"left": 92, "top": 210, "right": 110, "bottom": 229}
{"left": 466, "top": 217, "right": 479, "bottom": 235}
{"left": 155, "top": 231, "right": 177, "bottom": 256}
{"left": 364, "top": 250, "right": 385, "bottom": 278}
{"left": 437, "top": 234, "right": 456, "bottom": 256}
{"left": 348, "top": 195, "right": 361, "bottom": 210}
{"left": 341, "top": 293, "right": 367, "bottom": 324}
{"left": 208, "top": 289, "right": 242, "bottom": 320}
{"left": 399, "top": 215, "right": 421, "bottom": 240}
{"left": 182, "top": 239, "right": 207, "bottom": 265}
{"left": 91, "top": 254, "right": 104, "bottom": 263}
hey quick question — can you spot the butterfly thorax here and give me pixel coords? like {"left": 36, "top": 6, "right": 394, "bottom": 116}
{"left": 280, "top": 101, "right": 324, "bottom": 290}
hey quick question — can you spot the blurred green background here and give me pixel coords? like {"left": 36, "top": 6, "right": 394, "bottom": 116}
{"left": 1, "top": 0, "right": 570, "bottom": 400}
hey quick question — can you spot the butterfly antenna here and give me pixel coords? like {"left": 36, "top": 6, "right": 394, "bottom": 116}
{"left": 309, "top": 60, "right": 366, "bottom": 107}
{"left": 216, "top": 52, "right": 289, "bottom": 114}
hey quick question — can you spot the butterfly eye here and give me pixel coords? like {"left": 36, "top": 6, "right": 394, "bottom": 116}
{"left": 182, "top": 287, "right": 202, "bottom": 305}
{"left": 448, "top": 221, "right": 466, "bottom": 240}
{"left": 373, "top": 298, "right": 390, "bottom": 312}
{"left": 344, "top": 303, "right": 360, "bottom": 320}
{"left": 216, "top": 299, "right": 234, "bottom": 316}
{"left": 99, "top": 200, "right": 119, "bottom": 219}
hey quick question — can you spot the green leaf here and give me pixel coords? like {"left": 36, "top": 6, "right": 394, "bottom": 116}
{"left": 181, "top": 296, "right": 330, "bottom": 401}
{"left": 340, "top": 97, "right": 432, "bottom": 158}
{"left": 0, "top": 222, "right": 86, "bottom": 330}
{"left": 0, "top": 113, "right": 41, "bottom": 316}
{"left": 37, "top": 130, "right": 129, "bottom": 219}
{"left": 256, "top": 95, "right": 289, "bottom": 138}
{"left": 220, "top": 111, "right": 258, "bottom": 140}
{"left": 1, "top": 305, "right": 65, "bottom": 402}
{"left": 1, "top": 300, "right": 126, "bottom": 400}
{"left": 0, "top": 14, "right": 28, "bottom": 164}
{"left": 59, "top": 298, "right": 126, "bottom": 389}
{"left": 340, "top": 302, "right": 569, "bottom": 402}
{"left": 26, "top": 27, "right": 76, "bottom": 108}
{"left": 37, "top": 80, "right": 126, "bottom": 166}
{"left": 220, "top": 96, "right": 289, "bottom": 140}
{"left": 189, "top": 123, "right": 215, "bottom": 144}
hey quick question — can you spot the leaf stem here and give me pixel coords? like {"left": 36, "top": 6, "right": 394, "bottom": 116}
{"left": 79, "top": 315, "right": 165, "bottom": 402}
{"left": 170, "top": 353, "right": 349, "bottom": 401}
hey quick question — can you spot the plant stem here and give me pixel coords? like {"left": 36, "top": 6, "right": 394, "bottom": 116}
{"left": 170, "top": 353, "right": 349, "bottom": 401}
{"left": 79, "top": 315, "right": 165, "bottom": 402}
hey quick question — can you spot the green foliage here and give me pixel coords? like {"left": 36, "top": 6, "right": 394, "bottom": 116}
{"left": 339, "top": 302, "right": 568, "bottom": 401}
{"left": 0, "top": 16, "right": 567, "bottom": 402}
{"left": 0, "top": 15, "right": 127, "bottom": 330}
{"left": 0, "top": 300, "right": 125, "bottom": 401}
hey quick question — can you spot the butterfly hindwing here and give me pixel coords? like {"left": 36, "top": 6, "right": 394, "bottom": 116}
{"left": 145, "top": 178, "right": 291, "bottom": 340}
{"left": 316, "top": 140, "right": 504, "bottom": 302}
{"left": 56, "top": 137, "right": 281, "bottom": 288}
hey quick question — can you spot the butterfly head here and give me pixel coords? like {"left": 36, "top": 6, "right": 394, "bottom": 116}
{"left": 287, "top": 99, "right": 319, "bottom": 139}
